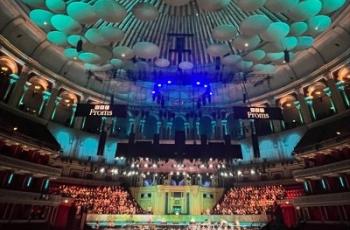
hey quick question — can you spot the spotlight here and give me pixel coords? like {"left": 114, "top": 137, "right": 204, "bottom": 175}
{"left": 204, "top": 84, "right": 208, "bottom": 88}
{"left": 157, "top": 83, "right": 162, "bottom": 87}
{"left": 209, "top": 92, "right": 213, "bottom": 96}
{"left": 237, "top": 170, "right": 242, "bottom": 176}
{"left": 152, "top": 90, "right": 156, "bottom": 94}
{"left": 167, "top": 80, "right": 172, "bottom": 84}
{"left": 196, "top": 81, "right": 201, "bottom": 85}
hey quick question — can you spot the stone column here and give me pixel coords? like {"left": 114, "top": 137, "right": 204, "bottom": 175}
{"left": 3, "top": 74, "right": 19, "bottom": 101}
{"left": 69, "top": 104, "right": 77, "bottom": 127}
{"left": 50, "top": 96, "right": 62, "bottom": 121}
{"left": 139, "top": 119, "right": 145, "bottom": 139}
{"left": 336, "top": 81, "right": 350, "bottom": 107}
{"left": 221, "top": 119, "right": 228, "bottom": 137}
{"left": 42, "top": 84, "right": 61, "bottom": 120}
{"left": 184, "top": 122, "right": 190, "bottom": 139}
{"left": 17, "top": 81, "right": 31, "bottom": 107}
{"left": 38, "top": 91, "right": 51, "bottom": 116}
{"left": 327, "top": 78, "right": 346, "bottom": 112}
{"left": 323, "top": 87, "right": 337, "bottom": 113}
{"left": 156, "top": 121, "right": 162, "bottom": 135}
{"left": 166, "top": 121, "right": 172, "bottom": 139}
{"left": 195, "top": 121, "right": 200, "bottom": 139}
{"left": 211, "top": 120, "right": 216, "bottom": 139}
{"left": 304, "top": 96, "right": 317, "bottom": 121}
{"left": 74, "top": 96, "right": 88, "bottom": 130}
{"left": 296, "top": 91, "right": 313, "bottom": 123}
{"left": 8, "top": 65, "right": 31, "bottom": 107}
{"left": 128, "top": 118, "right": 135, "bottom": 135}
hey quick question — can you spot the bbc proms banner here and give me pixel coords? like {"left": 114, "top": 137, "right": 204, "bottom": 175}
{"left": 75, "top": 104, "right": 128, "bottom": 117}
{"left": 232, "top": 106, "right": 283, "bottom": 120}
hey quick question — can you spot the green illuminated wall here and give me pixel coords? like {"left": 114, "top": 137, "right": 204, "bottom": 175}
{"left": 130, "top": 185, "right": 224, "bottom": 215}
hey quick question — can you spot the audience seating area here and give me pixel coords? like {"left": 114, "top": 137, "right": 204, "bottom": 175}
{"left": 303, "top": 147, "right": 350, "bottom": 168}
{"left": 212, "top": 185, "right": 288, "bottom": 215}
{"left": 0, "top": 140, "right": 50, "bottom": 165}
{"left": 50, "top": 183, "right": 145, "bottom": 215}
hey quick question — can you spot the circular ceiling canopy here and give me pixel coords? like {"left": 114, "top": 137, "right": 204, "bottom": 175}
{"left": 94, "top": 0, "right": 127, "bottom": 23}
{"left": 133, "top": 3, "right": 159, "bottom": 21}
{"left": 212, "top": 24, "right": 236, "bottom": 41}
{"left": 16, "top": 0, "right": 348, "bottom": 106}
{"left": 67, "top": 2, "right": 99, "bottom": 25}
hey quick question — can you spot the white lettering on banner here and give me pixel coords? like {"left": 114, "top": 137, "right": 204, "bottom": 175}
{"left": 247, "top": 108, "right": 270, "bottom": 119}
{"left": 89, "top": 105, "right": 113, "bottom": 116}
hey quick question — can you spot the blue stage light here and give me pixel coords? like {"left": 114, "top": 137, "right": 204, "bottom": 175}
{"left": 167, "top": 80, "right": 172, "bottom": 84}
{"left": 209, "top": 92, "right": 213, "bottom": 95}
{"left": 196, "top": 81, "right": 201, "bottom": 85}
{"left": 152, "top": 90, "right": 156, "bottom": 94}
{"left": 204, "top": 84, "right": 208, "bottom": 88}
{"left": 157, "top": 83, "right": 162, "bottom": 87}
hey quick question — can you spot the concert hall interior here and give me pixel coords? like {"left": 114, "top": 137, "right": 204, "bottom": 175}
{"left": 1, "top": 0, "right": 350, "bottom": 230}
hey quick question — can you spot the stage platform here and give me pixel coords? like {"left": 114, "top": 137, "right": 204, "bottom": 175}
{"left": 86, "top": 214, "right": 268, "bottom": 227}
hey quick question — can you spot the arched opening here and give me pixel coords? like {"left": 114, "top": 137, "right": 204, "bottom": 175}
{"left": 199, "top": 116, "right": 212, "bottom": 139}
{"left": 306, "top": 82, "right": 335, "bottom": 120}
{"left": 0, "top": 56, "right": 18, "bottom": 102}
{"left": 52, "top": 90, "right": 79, "bottom": 126}
{"left": 227, "top": 113, "right": 243, "bottom": 140}
{"left": 172, "top": 116, "right": 185, "bottom": 139}
{"left": 279, "top": 94, "right": 302, "bottom": 129}
{"left": 144, "top": 115, "right": 158, "bottom": 139}
{"left": 20, "top": 75, "right": 50, "bottom": 116}
{"left": 335, "top": 67, "right": 350, "bottom": 108}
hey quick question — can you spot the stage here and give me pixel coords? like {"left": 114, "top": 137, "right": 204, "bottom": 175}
{"left": 86, "top": 214, "right": 268, "bottom": 227}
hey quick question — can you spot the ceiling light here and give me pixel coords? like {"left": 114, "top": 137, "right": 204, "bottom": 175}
{"left": 1, "top": 67, "right": 9, "bottom": 71}
{"left": 237, "top": 170, "right": 242, "bottom": 176}
{"left": 64, "top": 99, "right": 70, "bottom": 103}
{"left": 196, "top": 81, "right": 201, "bottom": 85}
{"left": 250, "top": 169, "right": 255, "bottom": 175}
{"left": 121, "top": 53, "right": 126, "bottom": 58}
{"left": 157, "top": 83, "right": 162, "bottom": 87}
{"left": 336, "top": 131, "right": 341, "bottom": 135}
{"left": 167, "top": 80, "right": 172, "bottom": 84}
{"left": 13, "top": 127, "right": 18, "bottom": 131}
{"left": 315, "top": 91, "right": 322, "bottom": 95}
{"left": 34, "top": 85, "right": 41, "bottom": 90}
{"left": 244, "top": 43, "right": 249, "bottom": 47}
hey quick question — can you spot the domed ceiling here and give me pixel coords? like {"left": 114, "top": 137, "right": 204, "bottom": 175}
{"left": 15, "top": 0, "right": 348, "bottom": 106}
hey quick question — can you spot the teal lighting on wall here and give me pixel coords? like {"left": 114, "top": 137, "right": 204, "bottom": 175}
{"left": 104, "top": 141, "right": 117, "bottom": 163}
{"left": 26, "top": 176, "right": 32, "bottom": 187}
{"left": 54, "top": 130, "right": 73, "bottom": 155}
{"left": 321, "top": 178, "right": 327, "bottom": 190}
{"left": 303, "top": 181, "right": 309, "bottom": 192}
{"left": 44, "top": 179, "right": 50, "bottom": 190}
{"left": 339, "top": 176, "right": 345, "bottom": 188}
{"left": 7, "top": 173, "right": 14, "bottom": 184}
{"left": 79, "top": 137, "right": 99, "bottom": 160}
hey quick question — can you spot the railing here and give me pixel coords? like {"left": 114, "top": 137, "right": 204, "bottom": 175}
{"left": 293, "top": 159, "right": 350, "bottom": 179}
{"left": 0, "top": 154, "right": 62, "bottom": 177}
{"left": 0, "top": 189, "right": 62, "bottom": 206}
{"left": 293, "top": 191, "right": 350, "bottom": 207}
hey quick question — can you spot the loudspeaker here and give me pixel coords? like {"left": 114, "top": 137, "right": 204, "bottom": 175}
{"left": 97, "top": 131, "right": 107, "bottom": 156}
{"left": 200, "top": 135, "right": 207, "bottom": 145}
{"left": 153, "top": 134, "right": 159, "bottom": 145}
{"left": 224, "top": 135, "right": 231, "bottom": 145}
{"left": 175, "top": 131, "right": 185, "bottom": 146}
{"left": 251, "top": 133, "right": 260, "bottom": 158}
{"left": 76, "top": 40, "right": 83, "bottom": 52}
{"left": 128, "top": 133, "right": 135, "bottom": 144}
